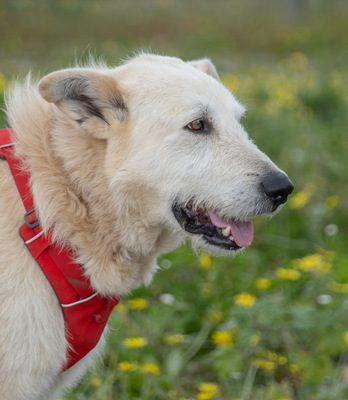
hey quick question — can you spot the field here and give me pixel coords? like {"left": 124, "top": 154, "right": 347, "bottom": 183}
{"left": 0, "top": 1, "right": 347, "bottom": 399}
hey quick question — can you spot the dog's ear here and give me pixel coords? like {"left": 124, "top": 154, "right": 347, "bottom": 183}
{"left": 188, "top": 59, "right": 221, "bottom": 82}
{"left": 38, "top": 69, "right": 127, "bottom": 130}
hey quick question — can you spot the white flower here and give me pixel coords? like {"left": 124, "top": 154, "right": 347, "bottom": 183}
{"left": 159, "top": 293, "right": 175, "bottom": 305}
{"left": 316, "top": 294, "right": 332, "bottom": 305}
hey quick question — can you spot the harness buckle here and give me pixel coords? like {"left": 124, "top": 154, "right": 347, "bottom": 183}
{"left": 24, "top": 208, "right": 40, "bottom": 229}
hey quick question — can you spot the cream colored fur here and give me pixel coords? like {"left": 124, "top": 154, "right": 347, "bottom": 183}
{"left": 0, "top": 54, "right": 287, "bottom": 399}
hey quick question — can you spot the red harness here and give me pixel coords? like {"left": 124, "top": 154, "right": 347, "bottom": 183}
{"left": 0, "top": 128, "right": 120, "bottom": 372}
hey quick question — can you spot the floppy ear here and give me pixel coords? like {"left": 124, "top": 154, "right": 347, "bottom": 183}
{"left": 38, "top": 69, "right": 127, "bottom": 128}
{"left": 188, "top": 58, "right": 221, "bottom": 82}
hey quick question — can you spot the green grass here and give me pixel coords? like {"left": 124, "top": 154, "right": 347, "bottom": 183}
{"left": 0, "top": 1, "right": 347, "bottom": 399}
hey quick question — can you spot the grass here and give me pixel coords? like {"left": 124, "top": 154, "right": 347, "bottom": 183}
{"left": 0, "top": 1, "right": 347, "bottom": 399}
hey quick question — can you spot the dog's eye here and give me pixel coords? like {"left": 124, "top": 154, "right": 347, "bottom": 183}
{"left": 240, "top": 113, "right": 246, "bottom": 121}
{"left": 187, "top": 120, "right": 205, "bottom": 132}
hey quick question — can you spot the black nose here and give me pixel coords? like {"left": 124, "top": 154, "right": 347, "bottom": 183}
{"left": 261, "top": 172, "right": 294, "bottom": 209}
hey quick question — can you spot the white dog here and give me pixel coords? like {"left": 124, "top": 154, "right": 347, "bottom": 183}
{"left": 0, "top": 54, "right": 293, "bottom": 399}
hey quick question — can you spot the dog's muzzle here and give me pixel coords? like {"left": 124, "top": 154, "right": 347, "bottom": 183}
{"left": 172, "top": 202, "right": 254, "bottom": 251}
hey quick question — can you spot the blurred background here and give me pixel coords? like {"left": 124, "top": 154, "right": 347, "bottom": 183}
{"left": 0, "top": 1, "right": 347, "bottom": 399}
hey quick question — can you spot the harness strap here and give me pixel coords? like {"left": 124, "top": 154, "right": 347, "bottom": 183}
{"left": 0, "top": 128, "right": 120, "bottom": 372}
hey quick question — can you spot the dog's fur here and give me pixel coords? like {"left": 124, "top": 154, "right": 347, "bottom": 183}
{"left": 0, "top": 54, "right": 290, "bottom": 399}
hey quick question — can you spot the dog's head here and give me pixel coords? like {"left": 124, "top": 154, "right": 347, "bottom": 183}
{"left": 39, "top": 54, "right": 293, "bottom": 256}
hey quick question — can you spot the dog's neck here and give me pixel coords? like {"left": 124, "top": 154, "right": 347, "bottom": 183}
{"left": 9, "top": 93, "right": 175, "bottom": 296}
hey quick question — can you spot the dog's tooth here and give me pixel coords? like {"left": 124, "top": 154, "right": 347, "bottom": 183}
{"left": 229, "top": 235, "right": 235, "bottom": 242}
{"left": 222, "top": 226, "right": 231, "bottom": 237}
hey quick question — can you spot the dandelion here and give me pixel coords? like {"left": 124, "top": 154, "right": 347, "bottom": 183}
{"left": 222, "top": 73, "right": 239, "bottom": 92}
{"left": 316, "top": 294, "right": 332, "bottom": 305}
{"left": 197, "top": 393, "right": 214, "bottom": 400}
{"left": 197, "top": 383, "right": 220, "bottom": 400}
{"left": 200, "top": 253, "right": 212, "bottom": 269}
{"left": 140, "top": 362, "right": 161, "bottom": 375}
{"left": 160, "top": 258, "right": 172, "bottom": 269}
{"left": 253, "top": 359, "right": 276, "bottom": 371}
{"left": 326, "top": 195, "right": 340, "bottom": 209}
{"left": 256, "top": 278, "right": 271, "bottom": 290}
{"left": 266, "top": 350, "right": 278, "bottom": 362}
{"left": 159, "top": 293, "right": 175, "bottom": 305}
{"left": 344, "top": 332, "right": 348, "bottom": 347}
{"left": 276, "top": 268, "right": 301, "bottom": 281}
{"left": 278, "top": 356, "right": 288, "bottom": 365}
{"left": 289, "top": 184, "right": 316, "bottom": 209}
{"left": 123, "top": 337, "right": 148, "bottom": 348}
{"left": 235, "top": 293, "right": 256, "bottom": 308}
{"left": 90, "top": 376, "right": 103, "bottom": 387}
{"left": 168, "top": 390, "right": 178, "bottom": 398}
{"left": 324, "top": 224, "right": 339, "bottom": 236}
{"left": 128, "top": 298, "right": 148, "bottom": 310}
{"left": 286, "top": 52, "right": 308, "bottom": 70}
{"left": 212, "top": 330, "right": 233, "bottom": 347}
{"left": 200, "top": 283, "right": 212, "bottom": 298}
{"left": 117, "top": 361, "right": 138, "bottom": 372}
{"left": 116, "top": 303, "right": 128, "bottom": 314}
{"left": 289, "top": 364, "right": 301, "bottom": 376}
{"left": 164, "top": 334, "right": 187, "bottom": 346}
{"left": 0, "top": 72, "right": 7, "bottom": 95}
{"left": 208, "top": 310, "right": 224, "bottom": 323}
{"left": 328, "top": 281, "right": 348, "bottom": 294}
{"left": 293, "top": 253, "right": 332, "bottom": 274}
{"left": 249, "top": 334, "right": 260, "bottom": 346}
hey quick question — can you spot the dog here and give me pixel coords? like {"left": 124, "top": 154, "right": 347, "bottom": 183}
{"left": 0, "top": 53, "right": 293, "bottom": 400}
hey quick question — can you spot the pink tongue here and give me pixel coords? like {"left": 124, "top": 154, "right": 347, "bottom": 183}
{"left": 207, "top": 210, "right": 254, "bottom": 247}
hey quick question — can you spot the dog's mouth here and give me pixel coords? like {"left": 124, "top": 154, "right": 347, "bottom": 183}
{"left": 172, "top": 202, "right": 254, "bottom": 251}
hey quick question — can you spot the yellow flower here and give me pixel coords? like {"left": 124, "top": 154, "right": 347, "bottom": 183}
{"left": 90, "top": 376, "right": 103, "bottom": 387}
{"left": 123, "top": 337, "right": 148, "bottom": 348}
{"left": 266, "top": 350, "right": 278, "bottom": 362}
{"left": 293, "top": 253, "right": 332, "bottom": 274}
{"left": 289, "top": 184, "right": 316, "bottom": 209}
{"left": 200, "top": 283, "right": 212, "bottom": 298}
{"left": 253, "top": 359, "right": 276, "bottom": 371}
{"left": 289, "top": 191, "right": 309, "bottom": 209}
{"left": 212, "top": 331, "right": 233, "bottom": 347}
{"left": 328, "top": 281, "right": 348, "bottom": 294}
{"left": 140, "top": 363, "right": 161, "bottom": 375}
{"left": 0, "top": 72, "right": 7, "bottom": 95}
{"left": 117, "top": 361, "right": 138, "bottom": 372}
{"left": 276, "top": 268, "right": 301, "bottom": 281}
{"left": 164, "top": 334, "right": 187, "bottom": 346}
{"left": 168, "top": 390, "right": 178, "bottom": 398}
{"left": 128, "top": 298, "right": 148, "bottom": 310}
{"left": 289, "top": 364, "right": 301, "bottom": 376}
{"left": 197, "top": 393, "right": 214, "bottom": 400}
{"left": 249, "top": 335, "right": 260, "bottom": 346}
{"left": 116, "top": 303, "right": 128, "bottom": 314}
{"left": 278, "top": 356, "right": 288, "bottom": 365}
{"left": 200, "top": 253, "right": 212, "bottom": 269}
{"left": 344, "top": 332, "right": 348, "bottom": 347}
{"left": 222, "top": 73, "right": 239, "bottom": 92}
{"left": 326, "top": 195, "right": 340, "bottom": 209}
{"left": 208, "top": 310, "right": 224, "bottom": 323}
{"left": 286, "top": 52, "right": 308, "bottom": 70}
{"left": 235, "top": 293, "right": 256, "bottom": 308}
{"left": 197, "top": 383, "right": 220, "bottom": 399}
{"left": 256, "top": 278, "right": 271, "bottom": 290}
